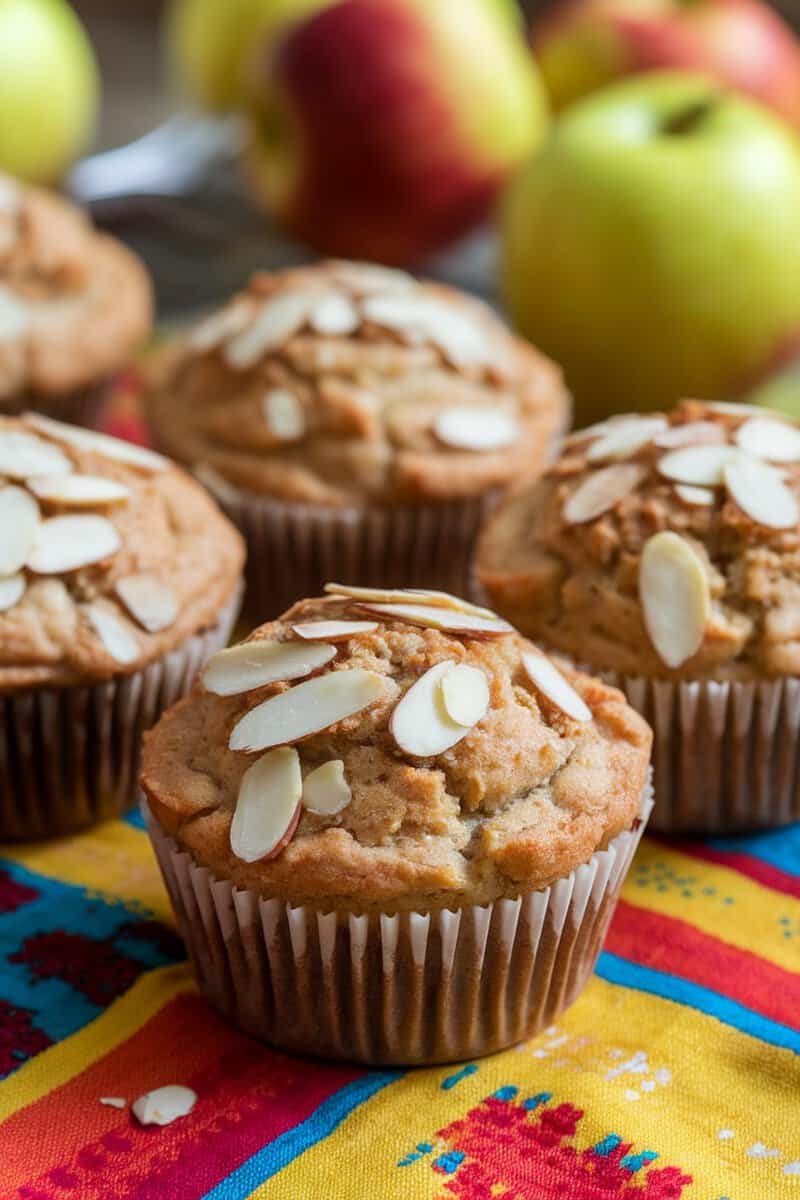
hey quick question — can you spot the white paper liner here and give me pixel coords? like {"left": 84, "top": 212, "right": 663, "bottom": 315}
{"left": 587, "top": 670, "right": 800, "bottom": 834}
{"left": 144, "top": 783, "right": 651, "bottom": 1066}
{"left": 195, "top": 466, "right": 497, "bottom": 624}
{"left": 0, "top": 585, "right": 241, "bottom": 839}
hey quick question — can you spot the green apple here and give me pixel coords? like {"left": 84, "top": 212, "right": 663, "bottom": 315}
{"left": 502, "top": 72, "right": 800, "bottom": 424}
{"left": 165, "top": 0, "right": 332, "bottom": 111}
{"left": 0, "top": 0, "right": 99, "bottom": 183}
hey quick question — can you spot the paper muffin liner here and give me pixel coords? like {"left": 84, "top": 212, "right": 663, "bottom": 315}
{"left": 144, "top": 783, "right": 651, "bottom": 1067}
{"left": 583, "top": 670, "right": 800, "bottom": 834}
{"left": 0, "top": 586, "right": 241, "bottom": 841}
{"left": 195, "top": 468, "right": 497, "bottom": 624}
{"left": 0, "top": 380, "right": 109, "bottom": 427}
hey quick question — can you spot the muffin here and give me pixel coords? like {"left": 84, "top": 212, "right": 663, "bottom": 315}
{"left": 0, "top": 412, "right": 244, "bottom": 838}
{"left": 145, "top": 260, "right": 569, "bottom": 620}
{"left": 0, "top": 173, "right": 152, "bottom": 423}
{"left": 477, "top": 398, "right": 800, "bottom": 832}
{"left": 141, "top": 584, "right": 651, "bottom": 1065}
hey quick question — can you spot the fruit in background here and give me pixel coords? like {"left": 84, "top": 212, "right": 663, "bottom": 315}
{"left": 502, "top": 72, "right": 800, "bottom": 425}
{"left": 165, "top": 0, "right": 330, "bottom": 111}
{"left": 738, "top": 341, "right": 800, "bottom": 419}
{"left": 243, "top": 0, "right": 548, "bottom": 264}
{"left": 0, "top": 0, "right": 99, "bottom": 183}
{"left": 534, "top": 0, "right": 800, "bottom": 126}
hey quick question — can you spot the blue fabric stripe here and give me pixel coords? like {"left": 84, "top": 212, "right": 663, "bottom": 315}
{"left": 124, "top": 806, "right": 147, "bottom": 831}
{"left": 201, "top": 1071, "right": 402, "bottom": 1198}
{"left": 597, "top": 951, "right": 800, "bottom": 1054}
{"left": 707, "top": 823, "right": 800, "bottom": 877}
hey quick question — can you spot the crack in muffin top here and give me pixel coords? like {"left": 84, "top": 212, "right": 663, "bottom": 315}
{"left": 146, "top": 260, "right": 569, "bottom": 507}
{"left": 141, "top": 586, "right": 651, "bottom": 911}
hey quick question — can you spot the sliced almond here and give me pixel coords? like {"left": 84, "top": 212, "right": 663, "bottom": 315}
{"left": 27, "top": 473, "right": 131, "bottom": 507}
{"left": 204, "top": 639, "right": 336, "bottom": 696}
{"left": 292, "top": 619, "right": 377, "bottom": 641}
{"left": 302, "top": 759, "right": 352, "bottom": 815}
{"left": 653, "top": 421, "right": 726, "bottom": 449}
{"left": 225, "top": 291, "right": 312, "bottom": 368}
{"left": 132, "top": 1085, "right": 197, "bottom": 1127}
{"left": 99, "top": 1097, "right": 127, "bottom": 1109}
{"left": 362, "top": 294, "right": 491, "bottom": 368}
{"left": 563, "top": 416, "right": 628, "bottom": 446}
{"left": 324, "top": 582, "right": 499, "bottom": 621}
{"left": 25, "top": 414, "right": 167, "bottom": 473}
{"left": 189, "top": 297, "right": 254, "bottom": 352}
{"left": 639, "top": 531, "right": 710, "bottom": 668}
{"left": 309, "top": 293, "right": 360, "bottom": 336}
{"left": 563, "top": 464, "right": 644, "bottom": 525}
{"left": 522, "top": 652, "right": 591, "bottom": 722}
{"left": 115, "top": 574, "right": 178, "bottom": 633}
{"left": 391, "top": 660, "right": 476, "bottom": 756}
{"left": 434, "top": 407, "right": 519, "bottom": 452}
{"left": 734, "top": 417, "right": 800, "bottom": 463}
{"left": 0, "top": 286, "right": 28, "bottom": 340}
{"left": 229, "top": 668, "right": 385, "bottom": 752}
{"left": 723, "top": 455, "right": 800, "bottom": 529}
{"left": 657, "top": 444, "right": 738, "bottom": 485}
{"left": 0, "top": 573, "right": 25, "bottom": 612}
{"left": 84, "top": 604, "right": 139, "bottom": 664}
{"left": 586, "top": 416, "right": 667, "bottom": 462}
{"left": 440, "top": 663, "right": 490, "bottom": 727}
{"left": 355, "top": 601, "right": 512, "bottom": 638}
{"left": 28, "top": 515, "right": 121, "bottom": 574}
{"left": 675, "top": 484, "right": 715, "bottom": 507}
{"left": 261, "top": 389, "right": 306, "bottom": 441}
{"left": 0, "top": 431, "right": 71, "bottom": 479}
{"left": 705, "top": 401, "right": 768, "bottom": 417}
{"left": 329, "top": 261, "right": 413, "bottom": 294}
{"left": 231, "top": 746, "right": 302, "bottom": 862}
{"left": 0, "top": 485, "right": 39, "bottom": 574}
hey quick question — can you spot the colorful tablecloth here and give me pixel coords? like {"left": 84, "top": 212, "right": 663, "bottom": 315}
{"left": 0, "top": 392, "right": 798, "bottom": 1198}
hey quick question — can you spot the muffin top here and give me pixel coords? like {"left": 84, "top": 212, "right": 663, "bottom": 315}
{"left": 146, "top": 260, "right": 569, "bottom": 507}
{"left": 141, "top": 585, "right": 651, "bottom": 911}
{"left": 477, "top": 399, "right": 800, "bottom": 679}
{"left": 0, "top": 174, "right": 152, "bottom": 404}
{"left": 0, "top": 414, "right": 244, "bottom": 693}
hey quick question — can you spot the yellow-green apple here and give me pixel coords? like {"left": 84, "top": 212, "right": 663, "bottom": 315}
{"left": 502, "top": 72, "right": 800, "bottom": 424}
{"left": 0, "top": 0, "right": 99, "bottom": 183}
{"left": 164, "top": 0, "right": 331, "bottom": 111}
{"left": 243, "top": 0, "right": 548, "bottom": 264}
{"left": 534, "top": 0, "right": 800, "bottom": 127}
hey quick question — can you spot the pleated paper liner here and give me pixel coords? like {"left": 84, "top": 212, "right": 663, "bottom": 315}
{"left": 144, "top": 783, "right": 652, "bottom": 1067}
{"left": 194, "top": 465, "right": 497, "bottom": 624}
{"left": 0, "top": 585, "right": 241, "bottom": 840}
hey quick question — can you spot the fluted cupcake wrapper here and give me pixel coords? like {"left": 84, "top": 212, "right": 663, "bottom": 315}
{"left": 0, "top": 586, "right": 241, "bottom": 840}
{"left": 144, "top": 783, "right": 651, "bottom": 1067}
{"left": 591, "top": 671, "right": 800, "bottom": 834}
{"left": 195, "top": 468, "right": 496, "bottom": 624}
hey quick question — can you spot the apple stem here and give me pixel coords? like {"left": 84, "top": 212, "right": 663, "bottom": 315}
{"left": 661, "top": 96, "right": 720, "bottom": 136}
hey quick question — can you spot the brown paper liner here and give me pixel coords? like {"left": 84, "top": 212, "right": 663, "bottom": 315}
{"left": 0, "top": 586, "right": 241, "bottom": 840}
{"left": 0, "top": 380, "right": 109, "bottom": 427}
{"left": 588, "top": 671, "right": 800, "bottom": 834}
{"left": 195, "top": 467, "right": 497, "bottom": 624}
{"left": 144, "top": 784, "right": 651, "bottom": 1067}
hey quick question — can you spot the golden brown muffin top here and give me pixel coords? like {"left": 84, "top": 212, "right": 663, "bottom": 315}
{"left": 0, "top": 175, "right": 152, "bottom": 404}
{"left": 141, "top": 586, "right": 651, "bottom": 911}
{"left": 478, "top": 399, "right": 800, "bottom": 680}
{"left": 0, "top": 414, "right": 244, "bottom": 692}
{"left": 146, "top": 260, "right": 568, "bottom": 508}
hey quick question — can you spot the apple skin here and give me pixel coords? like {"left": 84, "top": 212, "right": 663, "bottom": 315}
{"left": 0, "top": 0, "right": 99, "bottom": 183}
{"left": 243, "top": 0, "right": 548, "bottom": 264}
{"left": 534, "top": 0, "right": 800, "bottom": 127}
{"left": 501, "top": 72, "right": 800, "bottom": 425}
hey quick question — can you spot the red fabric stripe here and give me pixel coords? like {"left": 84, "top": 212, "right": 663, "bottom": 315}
{"left": 607, "top": 901, "right": 800, "bottom": 1029}
{"left": 657, "top": 839, "right": 800, "bottom": 900}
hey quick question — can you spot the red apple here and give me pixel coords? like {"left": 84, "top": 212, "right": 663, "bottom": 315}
{"left": 243, "top": 0, "right": 548, "bottom": 264}
{"left": 534, "top": 0, "right": 800, "bottom": 126}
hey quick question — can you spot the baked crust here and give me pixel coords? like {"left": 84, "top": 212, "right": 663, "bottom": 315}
{"left": 145, "top": 260, "right": 569, "bottom": 507}
{"left": 0, "top": 414, "right": 244, "bottom": 692}
{"left": 477, "top": 399, "right": 800, "bottom": 679}
{"left": 0, "top": 177, "right": 152, "bottom": 404}
{"left": 141, "top": 593, "right": 651, "bottom": 910}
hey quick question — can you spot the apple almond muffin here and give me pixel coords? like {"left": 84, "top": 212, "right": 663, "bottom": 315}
{"left": 0, "top": 173, "right": 152, "bottom": 423}
{"left": 141, "top": 584, "right": 651, "bottom": 1065}
{"left": 0, "top": 412, "right": 244, "bottom": 837}
{"left": 145, "top": 260, "right": 569, "bottom": 620}
{"left": 477, "top": 398, "right": 800, "bottom": 831}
